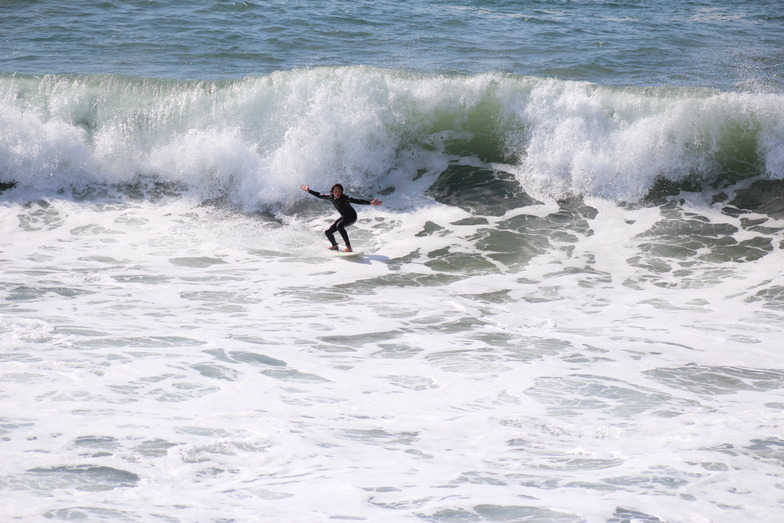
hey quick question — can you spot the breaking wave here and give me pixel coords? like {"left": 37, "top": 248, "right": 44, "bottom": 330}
{"left": 1, "top": 67, "right": 783, "bottom": 211}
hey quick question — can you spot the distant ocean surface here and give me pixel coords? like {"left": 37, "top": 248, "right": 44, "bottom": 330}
{"left": 1, "top": 1, "right": 784, "bottom": 522}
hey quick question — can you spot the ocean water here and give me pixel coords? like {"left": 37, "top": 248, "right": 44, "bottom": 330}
{"left": 1, "top": 1, "right": 784, "bottom": 522}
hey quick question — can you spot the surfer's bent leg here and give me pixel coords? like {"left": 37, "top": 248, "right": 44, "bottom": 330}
{"left": 337, "top": 223, "right": 351, "bottom": 249}
{"left": 325, "top": 220, "right": 341, "bottom": 248}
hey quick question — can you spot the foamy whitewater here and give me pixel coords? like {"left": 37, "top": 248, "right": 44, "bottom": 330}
{"left": 2, "top": 2, "right": 784, "bottom": 522}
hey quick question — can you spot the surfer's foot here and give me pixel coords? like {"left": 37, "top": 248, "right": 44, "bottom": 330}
{"left": 343, "top": 247, "right": 353, "bottom": 253}
{"left": 327, "top": 245, "right": 339, "bottom": 251}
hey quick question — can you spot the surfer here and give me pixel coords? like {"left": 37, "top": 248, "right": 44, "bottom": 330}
{"left": 299, "top": 183, "right": 382, "bottom": 252}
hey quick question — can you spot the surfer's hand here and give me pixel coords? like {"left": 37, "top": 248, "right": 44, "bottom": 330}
{"left": 300, "top": 184, "right": 309, "bottom": 192}
{"left": 370, "top": 198, "right": 382, "bottom": 206}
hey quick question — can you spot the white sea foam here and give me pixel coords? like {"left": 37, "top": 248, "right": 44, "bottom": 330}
{"left": 1, "top": 186, "right": 783, "bottom": 521}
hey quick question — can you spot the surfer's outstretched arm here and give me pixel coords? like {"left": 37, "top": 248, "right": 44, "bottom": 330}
{"left": 347, "top": 196, "right": 383, "bottom": 206}
{"left": 300, "top": 184, "right": 330, "bottom": 200}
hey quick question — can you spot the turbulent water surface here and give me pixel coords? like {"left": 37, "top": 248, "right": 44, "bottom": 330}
{"left": 1, "top": 1, "right": 784, "bottom": 522}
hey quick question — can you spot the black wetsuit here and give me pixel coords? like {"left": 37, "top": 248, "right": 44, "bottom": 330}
{"left": 307, "top": 189, "right": 372, "bottom": 249}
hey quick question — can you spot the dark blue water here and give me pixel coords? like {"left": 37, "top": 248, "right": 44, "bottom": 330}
{"left": 2, "top": 0, "right": 782, "bottom": 90}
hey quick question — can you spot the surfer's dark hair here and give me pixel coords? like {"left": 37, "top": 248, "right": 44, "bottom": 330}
{"left": 331, "top": 184, "right": 344, "bottom": 193}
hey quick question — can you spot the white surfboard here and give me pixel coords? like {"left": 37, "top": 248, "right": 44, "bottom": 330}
{"left": 333, "top": 250, "right": 362, "bottom": 257}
